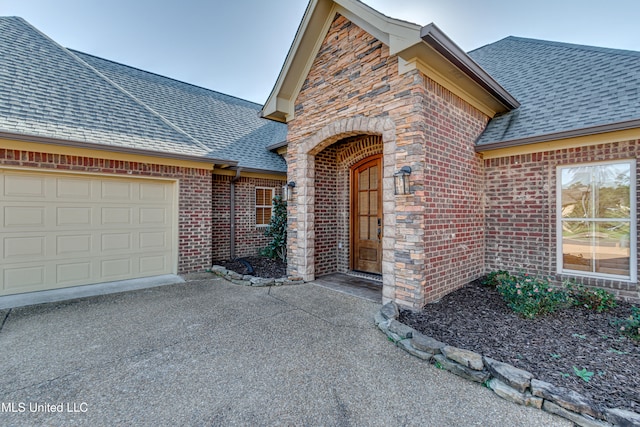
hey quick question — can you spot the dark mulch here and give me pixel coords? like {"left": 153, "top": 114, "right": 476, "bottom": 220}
{"left": 214, "top": 256, "right": 286, "bottom": 278}
{"left": 399, "top": 280, "right": 639, "bottom": 412}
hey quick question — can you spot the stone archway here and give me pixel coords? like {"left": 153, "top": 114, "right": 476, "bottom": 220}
{"left": 291, "top": 116, "right": 397, "bottom": 303}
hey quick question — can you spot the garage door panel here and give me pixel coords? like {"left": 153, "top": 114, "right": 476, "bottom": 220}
{"left": 101, "top": 207, "right": 132, "bottom": 225}
{"left": 140, "top": 182, "right": 168, "bottom": 201}
{"left": 140, "top": 254, "right": 168, "bottom": 274}
{"left": 4, "top": 265, "right": 46, "bottom": 290}
{"left": 140, "top": 231, "right": 167, "bottom": 249}
{"left": 57, "top": 234, "right": 92, "bottom": 255}
{"left": 57, "top": 178, "right": 92, "bottom": 200}
{"left": 101, "top": 181, "right": 132, "bottom": 201}
{"left": 57, "top": 206, "right": 93, "bottom": 226}
{"left": 4, "top": 174, "right": 45, "bottom": 198}
{"left": 4, "top": 236, "right": 45, "bottom": 260}
{"left": 101, "top": 258, "right": 132, "bottom": 279}
{"left": 101, "top": 232, "right": 131, "bottom": 252}
{"left": 4, "top": 206, "right": 45, "bottom": 227}
{"left": 56, "top": 261, "right": 92, "bottom": 284}
{"left": 1, "top": 169, "right": 176, "bottom": 296}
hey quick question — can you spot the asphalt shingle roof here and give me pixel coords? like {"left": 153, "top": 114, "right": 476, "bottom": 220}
{"left": 469, "top": 37, "right": 640, "bottom": 147}
{"left": 0, "top": 17, "right": 287, "bottom": 172}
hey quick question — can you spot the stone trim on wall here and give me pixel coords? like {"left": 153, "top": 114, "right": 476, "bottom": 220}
{"left": 292, "top": 116, "right": 397, "bottom": 303}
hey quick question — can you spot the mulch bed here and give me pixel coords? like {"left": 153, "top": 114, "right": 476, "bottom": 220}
{"left": 214, "top": 256, "right": 286, "bottom": 278}
{"left": 399, "top": 280, "right": 639, "bottom": 412}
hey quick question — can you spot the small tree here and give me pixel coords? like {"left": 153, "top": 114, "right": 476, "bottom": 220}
{"left": 261, "top": 195, "right": 287, "bottom": 261}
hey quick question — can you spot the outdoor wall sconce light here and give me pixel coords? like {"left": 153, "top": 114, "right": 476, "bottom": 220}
{"left": 284, "top": 181, "right": 296, "bottom": 201}
{"left": 394, "top": 166, "right": 412, "bottom": 195}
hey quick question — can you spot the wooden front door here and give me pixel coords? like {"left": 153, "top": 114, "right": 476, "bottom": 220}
{"left": 352, "top": 156, "right": 382, "bottom": 274}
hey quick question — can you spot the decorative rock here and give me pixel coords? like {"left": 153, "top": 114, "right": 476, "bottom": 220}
{"left": 287, "top": 276, "right": 303, "bottom": 281}
{"left": 275, "top": 278, "right": 286, "bottom": 283}
{"left": 606, "top": 408, "right": 640, "bottom": 427}
{"left": 411, "top": 332, "right": 445, "bottom": 354}
{"left": 433, "top": 354, "right": 489, "bottom": 383}
{"left": 243, "top": 275, "right": 254, "bottom": 281}
{"left": 228, "top": 272, "right": 243, "bottom": 280}
{"left": 397, "top": 339, "right": 433, "bottom": 361}
{"left": 210, "top": 265, "right": 227, "bottom": 273}
{"left": 387, "top": 320, "right": 413, "bottom": 339}
{"left": 380, "top": 302, "right": 399, "bottom": 320}
{"left": 532, "top": 379, "right": 605, "bottom": 420}
{"left": 484, "top": 357, "right": 533, "bottom": 393}
{"left": 374, "top": 311, "right": 389, "bottom": 327}
{"left": 442, "top": 346, "right": 484, "bottom": 371}
{"left": 543, "top": 401, "right": 612, "bottom": 427}
{"left": 488, "top": 379, "right": 542, "bottom": 409}
{"left": 232, "top": 280, "right": 251, "bottom": 286}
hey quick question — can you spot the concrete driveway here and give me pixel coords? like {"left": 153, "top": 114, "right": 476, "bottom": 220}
{"left": 0, "top": 276, "right": 569, "bottom": 426}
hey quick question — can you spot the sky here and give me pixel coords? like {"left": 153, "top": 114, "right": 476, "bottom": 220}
{"left": 2, "top": 0, "right": 639, "bottom": 105}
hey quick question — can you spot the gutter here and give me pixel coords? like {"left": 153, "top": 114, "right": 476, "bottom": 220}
{"left": 0, "top": 131, "right": 237, "bottom": 166}
{"left": 475, "top": 118, "right": 640, "bottom": 152}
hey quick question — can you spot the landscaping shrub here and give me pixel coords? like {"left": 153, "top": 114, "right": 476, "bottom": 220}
{"left": 613, "top": 306, "right": 640, "bottom": 341}
{"left": 481, "top": 270, "right": 510, "bottom": 287}
{"left": 493, "top": 272, "right": 571, "bottom": 319}
{"left": 564, "top": 280, "right": 617, "bottom": 313}
{"left": 260, "top": 195, "right": 287, "bottom": 262}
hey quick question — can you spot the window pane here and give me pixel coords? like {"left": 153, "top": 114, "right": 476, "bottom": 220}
{"left": 560, "top": 167, "right": 592, "bottom": 218}
{"left": 369, "top": 191, "right": 378, "bottom": 214}
{"left": 370, "top": 217, "right": 378, "bottom": 241}
{"left": 265, "top": 189, "right": 273, "bottom": 205}
{"left": 359, "top": 217, "right": 368, "bottom": 239}
{"left": 359, "top": 192, "right": 369, "bottom": 215}
{"left": 594, "top": 164, "right": 631, "bottom": 219}
{"left": 359, "top": 169, "right": 369, "bottom": 190}
{"left": 370, "top": 165, "right": 378, "bottom": 190}
{"left": 594, "top": 222, "right": 630, "bottom": 276}
{"left": 562, "top": 220, "right": 593, "bottom": 272}
{"left": 256, "top": 208, "right": 265, "bottom": 225}
{"left": 256, "top": 189, "right": 265, "bottom": 206}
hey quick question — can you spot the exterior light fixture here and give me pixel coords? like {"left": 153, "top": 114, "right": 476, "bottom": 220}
{"left": 284, "top": 181, "right": 296, "bottom": 201}
{"left": 394, "top": 166, "right": 412, "bottom": 195}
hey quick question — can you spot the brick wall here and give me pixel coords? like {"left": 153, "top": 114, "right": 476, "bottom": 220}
{"left": 211, "top": 174, "right": 285, "bottom": 262}
{"left": 421, "top": 79, "right": 489, "bottom": 302}
{"left": 285, "top": 13, "right": 491, "bottom": 307}
{"left": 0, "top": 148, "right": 212, "bottom": 274}
{"left": 484, "top": 140, "right": 639, "bottom": 302}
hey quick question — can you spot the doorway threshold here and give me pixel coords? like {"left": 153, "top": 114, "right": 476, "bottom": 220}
{"left": 311, "top": 273, "right": 382, "bottom": 303}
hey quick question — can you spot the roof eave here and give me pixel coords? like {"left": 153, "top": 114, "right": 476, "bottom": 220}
{"left": 475, "top": 118, "right": 640, "bottom": 152}
{"left": 420, "top": 23, "right": 520, "bottom": 110}
{"left": 0, "top": 131, "right": 238, "bottom": 166}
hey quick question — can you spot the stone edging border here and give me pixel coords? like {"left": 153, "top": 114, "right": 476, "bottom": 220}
{"left": 210, "top": 265, "right": 304, "bottom": 287}
{"left": 376, "top": 302, "right": 640, "bottom": 427}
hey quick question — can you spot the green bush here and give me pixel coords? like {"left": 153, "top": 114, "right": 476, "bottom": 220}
{"left": 564, "top": 280, "right": 617, "bottom": 313}
{"left": 260, "top": 195, "right": 287, "bottom": 262}
{"left": 613, "top": 306, "right": 640, "bottom": 341}
{"left": 494, "top": 272, "right": 571, "bottom": 319}
{"left": 481, "top": 270, "right": 510, "bottom": 287}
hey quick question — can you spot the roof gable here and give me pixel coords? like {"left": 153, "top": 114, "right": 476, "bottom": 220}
{"left": 261, "top": 0, "right": 517, "bottom": 122}
{"left": 470, "top": 37, "right": 640, "bottom": 148}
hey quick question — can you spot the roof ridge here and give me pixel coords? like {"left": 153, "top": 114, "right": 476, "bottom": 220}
{"left": 502, "top": 36, "right": 640, "bottom": 58}
{"left": 67, "top": 50, "right": 213, "bottom": 153}
{"left": 68, "top": 49, "right": 264, "bottom": 109}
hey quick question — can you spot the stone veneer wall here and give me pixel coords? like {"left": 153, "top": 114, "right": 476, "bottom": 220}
{"left": 0, "top": 148, "right": 212, "bottom": 274}
{"left": 484, "top": 140, "right": 640, "bottom": 302}
{"left": 285, "top": 13, "right": 490, "bottom": 308}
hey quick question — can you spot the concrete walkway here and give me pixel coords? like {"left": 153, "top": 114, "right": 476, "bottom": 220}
{"left": 0, "top": 277, "right": 570, "bottom": 426}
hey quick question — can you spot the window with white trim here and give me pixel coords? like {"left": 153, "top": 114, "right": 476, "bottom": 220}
{"left": 557, "top": 160, "right": 636, "bottom": 281}
{"left": 255, "top": 187, "right": 274, "bottom": 226}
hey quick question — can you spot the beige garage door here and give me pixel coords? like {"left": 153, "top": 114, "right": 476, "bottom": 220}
{"left": 0, "top": 169, "right": 176, "bottom": 296}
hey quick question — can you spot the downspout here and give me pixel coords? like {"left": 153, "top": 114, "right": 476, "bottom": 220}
{"left": 230, "top": 168, "right": 242, "bottom": 260}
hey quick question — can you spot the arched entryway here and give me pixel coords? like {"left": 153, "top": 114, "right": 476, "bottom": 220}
{"left": 289, "top": 116, "right": 398, "bottom": 303}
